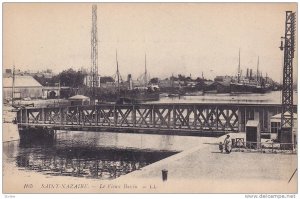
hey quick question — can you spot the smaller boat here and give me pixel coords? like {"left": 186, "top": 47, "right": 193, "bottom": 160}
{"left": 185, "top": 91, "right": 204, "bottom": 96}
{"left": 168, "top": 93, "right": 179, "bottom": 98}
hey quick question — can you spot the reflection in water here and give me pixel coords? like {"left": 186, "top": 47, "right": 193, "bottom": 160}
{"left": 14, "top": 136, "right": 177, "bottom": 180}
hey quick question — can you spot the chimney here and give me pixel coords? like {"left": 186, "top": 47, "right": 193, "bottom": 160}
{"left": 127, "top": 74, "right": 132, "bottom": 82}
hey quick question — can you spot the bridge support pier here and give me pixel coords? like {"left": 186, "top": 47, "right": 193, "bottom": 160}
{"left": 18, "top": 126, "right": 56, "bottom": 141}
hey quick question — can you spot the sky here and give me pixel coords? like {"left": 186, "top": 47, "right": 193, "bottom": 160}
{"left": 3, "top": 3, "right": 297, "bottom": 82}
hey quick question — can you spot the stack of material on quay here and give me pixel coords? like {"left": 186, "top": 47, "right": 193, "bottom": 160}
{"left": 68, "top": 95, "right": 90, "bottom": 106}
{"left": 3, "top": 75, "right": 43, "bottom": 100}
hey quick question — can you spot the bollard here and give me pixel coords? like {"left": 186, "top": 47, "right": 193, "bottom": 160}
{"left": 162, "top": 169, "right": 168, "bottom": 182}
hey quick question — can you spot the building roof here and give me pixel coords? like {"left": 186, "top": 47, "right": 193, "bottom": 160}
{"left": 3, "top": 75, "right": 42, "bottom": 88}
{"left": 271, "top": 112, "right": 297, "bottom": 120}
{"left": 68, "top": 95, "right": 90, "bottom": 100}
{"left": 246, "top": 120, "right": 260, "bottom": 127}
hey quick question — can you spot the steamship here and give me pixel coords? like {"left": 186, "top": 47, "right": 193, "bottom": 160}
{"left": 230, "top": 52, "right": 271, "bottom": 94}
{"left": 115, "top": 54, "right": 160, "bottom": 104}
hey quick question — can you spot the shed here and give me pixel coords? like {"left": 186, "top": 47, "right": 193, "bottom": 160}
{"left": 68, "top": 95, "right": 90, "bottom": 106}
{"left": 270, "top": 112, "right": 297, "bottom": 141}
{"left": 246, "top": 120, "right": 261, "bottom": 148}
{"left": 69, "top": 95, "right": 90, "bottom": 106}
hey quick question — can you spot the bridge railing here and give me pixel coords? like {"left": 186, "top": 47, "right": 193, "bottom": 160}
{"left": 17, "top": 104, "right": 241, "bottom": 132}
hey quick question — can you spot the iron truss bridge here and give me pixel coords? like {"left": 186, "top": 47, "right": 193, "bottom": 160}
{"left": 16, "top": 103, "right": 296, "bottom": 137}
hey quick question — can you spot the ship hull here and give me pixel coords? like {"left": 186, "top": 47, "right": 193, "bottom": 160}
{"left": 230, "top": 83, "right": 271, "bottom": 94}
{"left": 117, "top": 92, "right": 160, "bottom": 104}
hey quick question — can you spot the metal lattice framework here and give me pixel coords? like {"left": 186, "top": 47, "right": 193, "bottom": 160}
{"left": 90, "top": 4, "right": 99, "bottom": 98}
{"left": 281, "top": 11, "right": 296, "bottom": 129}
{"left": 16, "top": 103, "right": 294, "bottom": 136}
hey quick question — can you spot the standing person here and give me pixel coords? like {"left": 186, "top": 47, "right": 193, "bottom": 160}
{"left": 224, "top": 134, "right": 232, "bottom": 154}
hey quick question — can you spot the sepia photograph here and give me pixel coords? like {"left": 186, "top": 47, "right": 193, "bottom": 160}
{"left": 2, "top": 2, "right": 298, "bottom": 195}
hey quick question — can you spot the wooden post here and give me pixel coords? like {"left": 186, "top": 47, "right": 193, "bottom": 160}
{"left": 78, "top": 106, "right": 81, "bottom": 125}
{"left": 237, "top": 107, "right": 242, "bottom": 132}
{"left": 153, "top": 105, "right": 156, "bottom": 127}
{"left": 186, "top": 108, "right": 190, "bottom": 129}
{"left": 150, "top": 105, "right": 153, "bottom": 127}
{"left": 216, "top": 107, "right": 219, "bottom": 130}
{"left": 25, "top": 109, "right": 28, "bottom": 125}
{"left": 226, "top": 109, "right": 229, "bottom": 131}
{"left": 168, "top": 107, "right": 171, "bottom": 128}
{"left": 173, "top": 105, "right": 176, "bottom": 129}
{"left": 114, "top": 105, "right": 117, "bottom": 127}
{"left": 19, "top": 109, "right": 22, "bottom": 124}
{"left": 96, "top": 106, "right": 99, "bottom": 126}
{"left": 193, "top": 105, "right": 196, "bottom": 130}
{"left": 60, "top": 108, "right": 63, "bottom": 125}
{"left": 41, "top": 108, "right": 45, "bottom": 123}
{"left": 244, "top": 107, "right": 247, "bottom": 132}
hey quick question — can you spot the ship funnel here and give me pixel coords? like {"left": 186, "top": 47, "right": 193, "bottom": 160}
{"left": 128, "top": 74, "right": 133, "bottom": 90}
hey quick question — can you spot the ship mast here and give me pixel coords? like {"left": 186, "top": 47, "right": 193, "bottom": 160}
{"left": 256, "top": 56, "right": 259, "bottom": 84}
{"left": 171, "top": 73, "right": 174, "bottom": 88}
{"left": 144, "top": 53, "right": 147, "bottom": 87}
{"left": 12, "top": 65, "right": 15, "bottom": 105}
{"left": 116, "top": 50, "right": 120, "bottom": 95}
{"left": 238, "top": 49, "right": 241, "bottom": 83}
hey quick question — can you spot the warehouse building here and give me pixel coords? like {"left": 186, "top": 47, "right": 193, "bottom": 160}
{"left": 3, "top": 75, "right": 43, "bottom": 100}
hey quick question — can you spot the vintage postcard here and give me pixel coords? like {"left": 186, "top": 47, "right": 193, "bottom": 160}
{"left": 2, "top": 2, "right": 298, "bottom": 194}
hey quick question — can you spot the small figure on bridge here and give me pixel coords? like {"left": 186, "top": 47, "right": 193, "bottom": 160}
{"left": 223, "top": 134, "right": 232, "bottom": 154}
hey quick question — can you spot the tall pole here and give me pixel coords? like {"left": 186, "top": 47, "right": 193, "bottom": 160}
{"left": 90, "top": 4, "right": 98, "bottom": 102}
{"left": 12, "top": 65, "right": 15, "bottom": 105}
{"left": 279, "top": 11, "right": 296, "bottom": 144}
